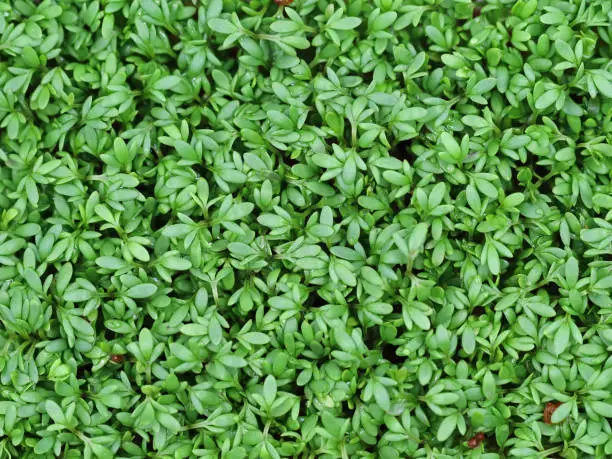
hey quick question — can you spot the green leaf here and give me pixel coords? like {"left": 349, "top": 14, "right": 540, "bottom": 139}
{"left": 45, "top": 400, "right": 65, "bottom": 424}
{"left": 409, "top": 223, "right": 429, "bottom": 253}
{"left": 161, "top": 257, "right": 192, "bottom": 270}
{"left": 96, "top": 256, "right": 127, "bottom": 270}
{"left": 592, "top": 74, "right": 612, "bottom": 98}
{"left": 550, "top": 402, "right": 571, "bottom": 423}
{"left": 437, "top": 415, "right": 457, "bottom": 441}
{"left": 371, "top": 12, "right": 397, "bottom": 32}
{"left": 91, "top": 443, "right": 113, "bottom": 458}
{"left": 429, "top": 393, "right": 460, "bottom": 405}
{"left": 527, "top": 302, "right": 557, "bottom": 317}
{"left": 555, "top": 40, "right": 574, "bottom": 63}
{"left": 553, "top": 322, "right": 570, "bottom": 355}
{"left": 471, "top": 78, "right": 497, "bottom": 95}
{"left": 157, "top": 412, "right": 181, "bottom": 432}
{"left": 483, "top": 371, "right": 497, "bottom": 400}
{"left": 154, "top": 76, "right": 181, "bottom": 91}
{"left": 219, "top": 355, "right": 248, "bottom": 368}
{"left": 487, "top": 244, "right": 500, "bottom": 275}
{"left": 535, "top": 89, "right": 560, "bottom": 110}
{"left": 591, "top": 401, "right": 612, "bottom": 418}
{"left": 241, "top": 332, "right": 270, "bottom": 345}
{"left": 127, "top": 242, "right": 150, "bottom": 262}
{"left": 331, "top": 17, "right": 362, "bottom": 30}
{"left": 209, "top": 18, "right": 238, "bottom": 34}
{"left": 369, "top": 92, "right": 397, "bottom": 106}
{"left": 440, "top": 132, "right": 461, "bottom": 160}
{"left": 263, "top": 375, "right": 277, "bottom": 405}
{"left": 373, "top": 382, "right": 390, "bottom": 411}
{"left": 22, "top": 268, "right": 43, "bottom": 293}
{"left": 64, "top": 289, "right": 93, "bottom": 302}
{"left": 125, "top": 284, "right": 158, "bottom": 299}
{"left": 502, "top": 193, "right": 525, "bottom": 208}
{"left": 225, "top": 202, "right": 255, "bottom": 221}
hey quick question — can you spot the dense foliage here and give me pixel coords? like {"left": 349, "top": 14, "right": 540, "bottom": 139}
{"left": 0, "top": 0, "right": 611, "bottom": 458}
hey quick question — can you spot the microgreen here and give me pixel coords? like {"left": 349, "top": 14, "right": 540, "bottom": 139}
{"left": 0, "top": 0, "right": 611, "bottom": 458}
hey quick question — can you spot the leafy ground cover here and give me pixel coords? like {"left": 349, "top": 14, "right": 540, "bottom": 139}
{"left": 0, "top": 0, "right": 611, "bottom": 458}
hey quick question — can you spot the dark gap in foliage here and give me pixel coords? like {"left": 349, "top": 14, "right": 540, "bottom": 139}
{"left": 297, "top": 46, "right": 316, "bottom": 65}
{"left": 470, "top": 231, "right": 486, "bottom": 246}
{"left": 156, "top": 142, "right": 173, "bottom": 159}
{"left": 380, "top": 343, "right": 402, "bottom": 365}
{"left": 150, "top": 210, "right": 171, "bottom": 232}
{"left": 292, "top": 381, "right": 306, "bottom": 400}
{"left": 140, "top": 313, "right": 155, "bottom": 330}
{"left": 306, "top": 292, "right": 327, "bottom": 310}
{"left": 543, "top": 282, "right": 560, "bottom": 298}
{"left": 81, "top": 153, "right": 104, "bottom": 175}
{"left": 343, "top": 119, "right": 352, "bottom": 145}
{"left": 498, "top": 258, "right": 520, "bottom": 287}
{"left": 232, "top": 137, "right": 247, "bottom": 155}
{"left": 137, "top": 180, "right": 157, "bottom": 200}
{"left": 436, "top": 264, "right": 461, "bottom": 288}
{"left": 111, "top": 121, "right": 124, "bottom": 134}
{"left": 531, "top": 162, "right": 552, "bottom": 181}
{"left": 128, "top": 103, "right": 153, "bottom": 128}
{"left": 323, "top": 136, "right": 340, "bottom": 149}
{"left": 361, "top": 71, "right": 373, "bottom": 84}
{"left": 94, "top": 315, "right": 107, "bottom": 337}
{"left": 177, "top": 370, "right": 199, "bottom": 388}
{"left": 168, "top": 33, "right": 180, "bottom": 48}
{"left": 471, "top": 306, "right": 486, "bottom": 316}
{"left": 281, "top": 152, "right": 299, "bottom": 167}
{"left": 364, "top": 326, "right": 379, "bottom": 347}
{"left": 76, "top": 361, "right": 92, "bottom": 380}
{"left": 389, "top": 139, "right": 417, "bottom": 163}
{"left": 145, "top": 436, "right": 154, "bottom": 454}
{"left": 306, "top": 110, "right": 324, "bottom": 131}
{"left": 99, "top": 228, "right": 119, "bottom": 240}
{"left": 390, "top": 196, "right": 409, "bottom": 214}
{"left": 191, "top": 163, "right": 209, "bottom": 180}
